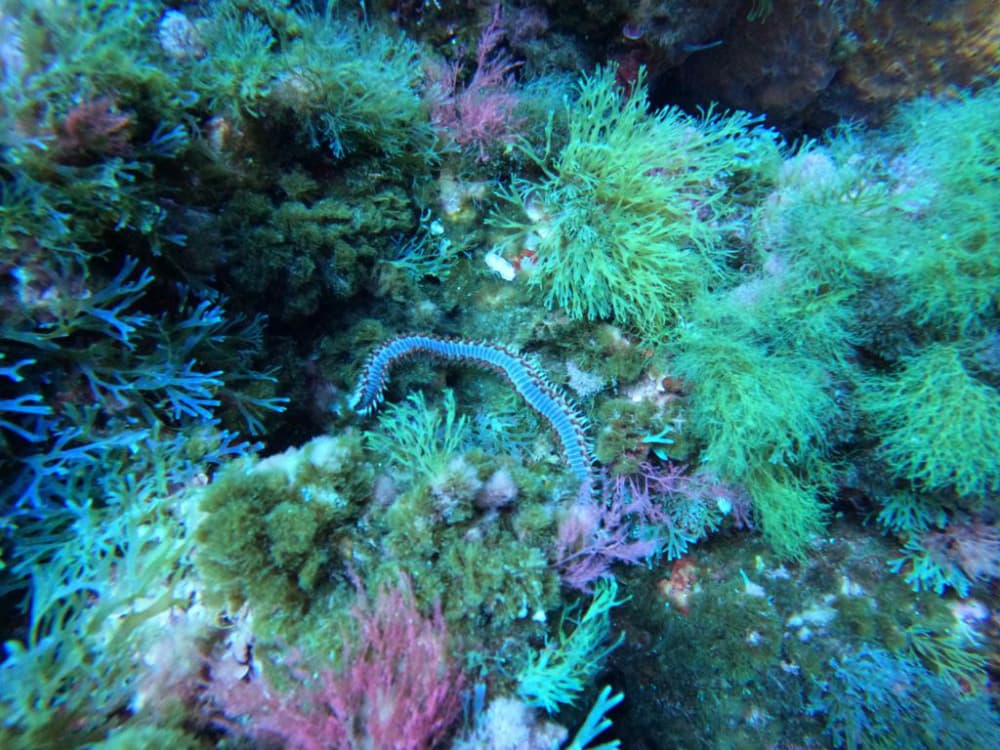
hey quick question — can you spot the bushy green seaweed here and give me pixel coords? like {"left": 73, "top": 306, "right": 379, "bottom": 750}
{"left": 490, "top": 66, "right": 780, "bottom": 336}
{"left": 366, "top": 389, "right": 470, "bottom": 480}
{"left": 671, "top": 296, "right": 840, "bottom": 558}
{"left": 755, "top": 136, "right": 905, "bottom": 293}
{"left": 188, "top": 0, "right": 436, "bottom": 164}
{"left": 859, "top": 343, "right": 1000, "bottom": 497}
{"left": 752, "top": 83, "right": 1000, "bottom": 592}
{"left": 889, "top": 84, "right": 1000, "bottom": 335}
{"left": 745, "top": 84, "right": 999, "bottom": 358}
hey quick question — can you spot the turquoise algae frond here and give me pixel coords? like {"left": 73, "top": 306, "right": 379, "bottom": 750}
{"left": 350, "top": 335, "right": 594, "bottom": 487}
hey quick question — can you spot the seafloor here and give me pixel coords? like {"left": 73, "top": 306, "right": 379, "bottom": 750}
{"left": 1, "top": 1, "right": 998, "bottom": 748}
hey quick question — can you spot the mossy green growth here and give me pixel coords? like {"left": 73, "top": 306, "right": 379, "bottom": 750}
{"left": 0, "top": 0, "right": 193, "bottom": 258}
{"left": 372, "top": 468, "right": 560, "bottom": 631}
{"left": 545, "top": 322, "right": 653, "bottom": 392}
{"left": 432, "top": 528, "right": 557, "bottom": 627}
{"left": 859, "top": 342, "right": 1000, "bottom": 497}
{"left": 217, "top": 179, "right": 414, "bottom": 321}
{"left": 2, "top": 0, "right": 189, "bottom": 131}
{"left": 195, "top": 432, "right": 371, "bottom": 634}
{"left": 630, "top": 559, "right": 786, "bottom": 749}
{"left": 491, "top": 66, "right": 780, "bottom": 336}
{"left": 662, "top": 575, "right": 783, "bottom": 686}
{"left": 587, "top": 324, "right": 653, "bottom": 384}
{"left": 315, "top": 387, "right": 563, "bottom": 632}
{"left": 615, "top": 521, "right": 974, "bottom": 749}
{"left": 592, "top": 397, "right": 682, "bottom": 474}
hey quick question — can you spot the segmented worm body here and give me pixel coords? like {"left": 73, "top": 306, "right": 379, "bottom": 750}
{"left": 351, "top": 335, "right": 593, "bottom": 485}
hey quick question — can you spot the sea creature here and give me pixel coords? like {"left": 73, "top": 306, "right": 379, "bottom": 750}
{"left": 351, "top": 335, "right": 593, "bottom": 486}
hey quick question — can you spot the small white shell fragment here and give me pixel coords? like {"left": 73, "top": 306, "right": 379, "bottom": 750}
{"left": 484, "top": 250, "right": 517, "bottom": 281}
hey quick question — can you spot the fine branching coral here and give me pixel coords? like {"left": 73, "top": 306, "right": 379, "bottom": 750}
{"left": 206, "top": 576, "right": 465, "bottom": 750}
{"left": 517, "top": 578, "right": 624, "bottom": 713}
{"left": 807, "top": 645, "right": 999, "bottom": 749}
